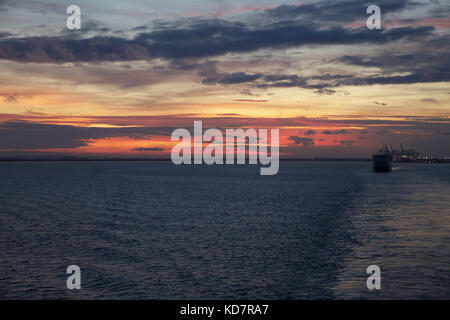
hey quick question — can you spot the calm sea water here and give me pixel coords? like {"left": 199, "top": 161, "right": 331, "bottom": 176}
{"left": 0, "top": 161, "right": 449, "bottom": 299}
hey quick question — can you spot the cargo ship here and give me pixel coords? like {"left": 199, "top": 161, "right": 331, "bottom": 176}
{"left": 373, "top": 145, "right": 392, "bottom": 172}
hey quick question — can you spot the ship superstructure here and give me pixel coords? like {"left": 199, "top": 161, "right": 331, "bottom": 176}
{"left": 373, "top": 145, "right": 392, "bottom": 172}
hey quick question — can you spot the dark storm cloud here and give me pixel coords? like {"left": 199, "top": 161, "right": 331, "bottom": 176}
{"left": 0, "top": 17, "right": 435, "bottom": 63}
{"left": 136, "top": 19, "right": 424, "bottom": 60}
{"left": 131, "top": 25, "right": 150, "bottom": 32}
{"left": 77, "top": 21, "right": 111, "bottom": 34}
{"left": 169, "top": 59, "right": 205, "bottom": 70}
{"left": 428, "top": 5, "right": 450, "bottom": 18}
{"left": 201, "top": 35, "right": 450, "bottom": 88}
{"left": 329, "top": 57, "right": 450, "bottom": 86}
{"left": 0, "top": 121, "right": 173, "bottom": 150}
{"left": 342, "top": 69, "right": 449, "bottom": 86}
{"left": 262, "top": 40, "right": 450, "bottom": 88}
{"left": 288, "top": 136, "right": 314, "bottom": 147}
{"left": 337, "top": 55, "right": 380, "bottom": 67}
{"left": 335, "top": 39, "right": 450, "bottom": 81}
{"left": 311, "top": 74, "right": 353, "bottom": 81}
{"left": 202, "top": 70, "right": 355, "bottom": 89}
{"left": 218, "top": 72, "right": 262, "bottom": 85}
{"left": 0, "top": 36, "right": 148, "bottom": 63}
{"left": 336, "top": 52, "right": 449, "bottom": 72}
{"left": 0, "top": 32, "right": 12, "bottom": 38}
{"left": 210, "top": 67, "right": 449, "bottom": 89}
{"left": 202, "top": 65, "right": 449, "bottom": 89}
{"left": 265, "top": 0, "right": 414, "bottom": 22}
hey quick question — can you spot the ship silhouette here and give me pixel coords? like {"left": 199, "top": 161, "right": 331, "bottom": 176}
{"left": 373, "top": 144, "right": 392, "bottom": 172}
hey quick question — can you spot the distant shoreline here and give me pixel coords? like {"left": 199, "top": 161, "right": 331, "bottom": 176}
{"left": 1, "top": 158, "right": 449, "bottom": 163}
{"left": 0, "top": 158, "right": 373, "bottom": 162}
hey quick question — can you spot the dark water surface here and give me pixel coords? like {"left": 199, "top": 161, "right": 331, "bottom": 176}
{"left": 0, "top": 161, "right": 449, "bottom": 299}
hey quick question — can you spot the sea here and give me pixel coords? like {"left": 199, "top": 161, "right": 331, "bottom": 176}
{"left": 0, "top": 161, "right": 449, "bottom": 299}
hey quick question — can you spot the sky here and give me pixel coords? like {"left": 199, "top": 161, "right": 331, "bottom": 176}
{"left": 0, "top": 0, "right": 449, "bottom": 158}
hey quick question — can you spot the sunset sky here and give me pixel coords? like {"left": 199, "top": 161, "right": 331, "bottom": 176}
{"left": 0, "top": 0, "right": 449, "bottom": 158}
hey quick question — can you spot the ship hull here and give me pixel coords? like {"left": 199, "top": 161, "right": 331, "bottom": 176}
{"left": 373, "top": 155, "right": 392, "bottom": 172}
